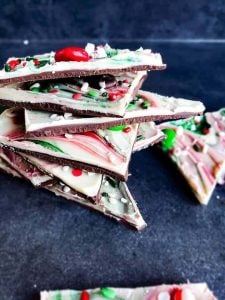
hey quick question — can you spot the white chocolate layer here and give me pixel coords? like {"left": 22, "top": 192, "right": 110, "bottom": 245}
{"left": 24, "top": 90, "right": 205, "bottom": 135}
{"left": 40, "top": 283, "right": 216, "bottom": 300}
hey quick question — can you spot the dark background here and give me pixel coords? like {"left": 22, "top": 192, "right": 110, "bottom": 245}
{"left": 0, "top": 1, "right": 225, "bottom": 300}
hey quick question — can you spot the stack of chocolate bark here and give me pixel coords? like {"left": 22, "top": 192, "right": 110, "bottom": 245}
{"left": 0, "top": 44, "right": 205, "bottom": 229}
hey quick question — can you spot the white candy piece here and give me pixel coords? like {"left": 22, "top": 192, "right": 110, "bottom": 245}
{"left": 62, "top": 166, "right": 70, "bottom": 172}
{"left": 158, "top": 291, "right": 170, "bottom": 300}
{"left": 81, "top": 82, "right": 89, "bottom": 92}
{"left": 63, "top": 186, "right": 71, "bottom": 193}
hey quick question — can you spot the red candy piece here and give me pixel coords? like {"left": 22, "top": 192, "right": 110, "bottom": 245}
{"left": 72, "top": 93, "right": 82, "bottom": 99}
{"left": 202, "top": 128, "right": 209, "bottom": 135}
{"left": 34, "top": 59, "right": 40, "bottom": 66}
{"left": 80, "top": 290, "right": 89, "bottom": 300}
{"left": 123, "top": 79, "right": 129, "bottom": 83}
{"left": 72, "top": 169, "right": 82, "bottom": 177}
{"left": 55, "top": 47, "right": 90, "bottom": 62}
{"left": 171, "top": 288, "right": 182, "bottom": 300}
{"left": 123, "top": 127, "right": 131, "bottom": 133}
{"left": 8, "top": 59, "right": 20, "bottom": 70}
{"left": 48, "top": 89, "right": 58, "bottom": 94}
{"left": 108, "top": 92, "right": 118, "bottom": 101}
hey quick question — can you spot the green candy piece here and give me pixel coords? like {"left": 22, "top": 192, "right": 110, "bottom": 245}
{"left": 4, "top": 64, "right": 11, "bottom": 72}
{"left": 136, "top": 134, "right": 144, "bottom": 141}
{"left": 26, "top": 56, "right": 34, "bottom": 61}
{"left": 127, "top": 103, "right": 134, "bottom": 110}
{"left": 162, "top": 128, "right": 177, "bottom": 151}
{"left": 100, "top": 287, "right": 116, "bottom": 299}
{"left": 141, "top": 101, "right": 150, "bottom": 109}
{"left": 107, "top": 177, "right": 117, "bottom": 188}
{"left": 101, "top": 192, "right": 109, "bottom": 198}
{"left": 102, "top": 92, "right": 108, "bottom": 97}
{"left": 106, "top": 49, "right": 118, "bottom": 58}
{"left": 37, "top": 60, "right": 49, "bottom": 67}
{"left": 87, "top": 90, "right": 99, "bottom": 98}
{"left": 220, "top": 109, "right": 225, "bottom": 116}
{"left": 30, "top": 87, "right": 40, "bottom": 93}
{"left": 108, "top": 125, "right": 126, "bottom": 131}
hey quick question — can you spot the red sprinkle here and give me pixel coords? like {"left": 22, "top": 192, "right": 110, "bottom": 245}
{"left": 8, "top": 59, "right": 20, "bottom": 70}
{"left": 72, "top": 169, "right": 82, "bottom": 176}
{"left": 33, "top": 59, "right": 40, "bottom": 66}
{"left": 80, "top": 290, "right": 90, "bottom": 300}
{"left": 48, "top": 89, "right": 58, "bottom": 94}
{"left": 123, "top": 127, "right": 131, "bottom": 133}
{"left": 123, "top": 79, "right": 129, "bottom": 83}
{"left": 171, "top": 288, "right": 182, "bottom": 300}
{"left": 72, "top": 93, "right": 82, "bottom": 99}
{"left": 108, "top": 92, "right": 118, "bottom": 101}
{"left": 202, "top": 128, "right": 209, "bottom": 135}
{"left": 22, "top": 61, "right": 27, "bottom": 67}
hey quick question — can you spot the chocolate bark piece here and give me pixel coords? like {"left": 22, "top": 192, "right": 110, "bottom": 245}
{"left": 0, "top": 108, "right": 138, "bottom": 181}
{"left": 0, "top": 152, "right": 146, "bottom": 230}
{"left": 159, "top": 111, "right": 225, "bottom": 205}
{"left": 40, "top": 283, "right": 217, "bottom": 300}
{"left": 0, "top": 148, "right": 53, "bottom": 187}
{"left": 0, "top": 71, "right": 146, "bottom": 117}
{"left": 22, "top": 153, "right": 103, "bottom": 203}
{"left": 133, "top": 122, "right": 165, "bottom": 152}
{"left": 0, "top": 44, "right": 165, "bottom": 85}
{"left": 24, "top": 90, "right": 205, "bottom": 137}
{"left": 0, "top": 156, "right": 22, "bottom": 178}
{"left": 48, "top": 178, "right": 147, "bottom": 230}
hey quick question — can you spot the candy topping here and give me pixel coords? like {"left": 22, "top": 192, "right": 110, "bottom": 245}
{"left": 7, "top": 59, "right": 20, "bottom": 70}
{"left": 55, "top": 47, "right": 90, "bottom": 62}
{"left": 48, "top": 89, "right": 58, "bottom": 94}
{"left": 162, "top": 128, "right": 177, "bottom": 151}
{"left": 87, "top": 90, "right": 99, "bottom": 98}
{"left": 80, "top": 290, "right": 90, "bottom": 300}
{"left": 72, "top": 93, "right": 82, "bottom": 99}
{"left": 72, "top": 169, "right": 82, "bottom": 177}
{"left": 123, "top": 127, "right": 131, "bottom": 133}
{"left": 108, "top": 92, "right": 118, "bottom": 101}
{"left": 141, "top": 101, "right": 150, "bottom": 109}
{"left": 108, "top": 125, "right": 126, "bottom": 131}
{"left": 158, "top": 291, "right": 170, "bottom": 300}
{"left": 171, "top": 288, "right": 182, "bottom": 300}
{"left": 100, "top": 287, "right": 116, "bottom": 298}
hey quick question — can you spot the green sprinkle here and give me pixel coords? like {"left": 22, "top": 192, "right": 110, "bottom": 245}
{"left": 102, "top": 192, "right": 109, "bottom": 198}
{"left": 161, "top": 128, "right": 177, "bottom": 151}
{"left": 30, "top": 87, "right": 40, "bottom": 93}
{"left": 100, "top": 287, "right": 116, "bottom": 298}
{"left": 136, "top": 135, "right": 144, "bottom": 141}
{"left": 106, "top": 49, "right": 118, "bottom": 58}
{"left": 26, "top": 56, "right": 34, "bottom": 61}
{"left": 107, "top": 177, "right": 117, "bottom": 188}
{"left": 36, "top": 60, "right": 49, "bottom": 68}
{"left": 108, "top": 125, "right": 126, "bottom": 131}
{"left": 141, "top": 101, "right": 150, "bottom": 109}
{"left": 87, "top": 90, "right": 99, "bottom": 98}
{"left": 220, "top": 109, "right": 225, "bottom": 116}
{"left": 4, "top": 64, "right": 11, "bottom": 72}
{"left": 127, "top": 103, "right": 135, "bottom": 110}
{"left": 102, "top": 92, "right": 108, "bottom": 97}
